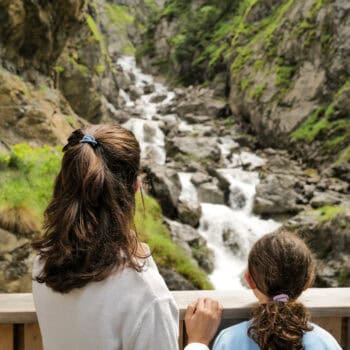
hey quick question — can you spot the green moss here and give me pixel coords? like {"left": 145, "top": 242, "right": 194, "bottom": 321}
{"left": 106, "top": 4, "right": 136, "bottom": 55}
{"left": 275, "top": 63, "right": 297, "bottom": 88}
{"left": 95, "top": 64, "right": 105, "bottom": 74}
{"left": 291, "top": 107, "right": 327, "bottom": 142}
{"left": 250, "top": 84, "right": 266, "bottom": 99}
{"left": 65, "top": 116, "right": 76, "bottom": 128}
{"left": 86, "top": 15, "right": 102, "bottom": 42}
{"left": 316, "top": 205, "right": 345, "bottom": 222}
{"left": 135, "top": 194, "right": 213, "bottom": 289}
{"left": 240, "top": 77, "right": 251, "bottom": 91}
{"left": 337, "top": 269, "right": 350, "bottom": 287}
{"left": 0, "top": 144, "right": 62, "bottom": 221}
{"left": 54, "top": 65, "right": 64, "bottom": 74}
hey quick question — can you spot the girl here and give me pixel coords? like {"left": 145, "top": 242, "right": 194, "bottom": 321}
{"left": 32, "top": 124, "right": 221, "bottom": 350}
{"left": 213, "top": 231, "right": 342, "bottom": 350}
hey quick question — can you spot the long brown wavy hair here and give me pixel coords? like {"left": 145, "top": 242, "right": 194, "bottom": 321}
{"left": 32, "top": 124, "right": 144, "bottom": 293}
{"left": 248, "top": 231, "right": 314, "bottom": 350}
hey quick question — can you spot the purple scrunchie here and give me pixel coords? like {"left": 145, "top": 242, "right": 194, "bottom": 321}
{"left": 272, "top": 294, "right": 289, "bottom": 303}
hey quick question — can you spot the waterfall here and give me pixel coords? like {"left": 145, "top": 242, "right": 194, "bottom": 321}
{"left": 118, "top": 56, "right": 281, "bottom": 290}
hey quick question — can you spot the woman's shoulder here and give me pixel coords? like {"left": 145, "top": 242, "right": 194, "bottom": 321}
{"left": 303, "top": 323, "right": 342, "bottom": 349}
{"left": 213, "top": 321, "right": 258, "bottom": 350}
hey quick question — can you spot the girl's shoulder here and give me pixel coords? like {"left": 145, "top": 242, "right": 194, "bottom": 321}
{"left": 303, "top": 323, "right": 342, "bottom": 349}
{"left": 213, "top": 321, "right": 259, "bottom": 350}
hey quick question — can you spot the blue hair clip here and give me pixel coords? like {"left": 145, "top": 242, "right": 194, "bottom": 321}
{"left": 79, "top": 135, "right": 98, "bottom": 147}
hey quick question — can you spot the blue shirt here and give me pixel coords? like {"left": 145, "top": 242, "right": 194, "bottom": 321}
{"left": 213, "top": 321, "right": 342, "bottom": 350}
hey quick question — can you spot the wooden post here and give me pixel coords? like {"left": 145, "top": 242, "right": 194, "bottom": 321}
{"left": 178, "top": 320, "right": 184, "bottom": 350}
{"left": 0, "top": 324, "right": 13, "bottom": 350}
{"left": 23, "top": 323, "right": 42, "bottom": 350}
{"left": 312, "top": 317, "right": 343, "bottom": 344}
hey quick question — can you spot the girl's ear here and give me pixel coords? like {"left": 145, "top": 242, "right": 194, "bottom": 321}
{"left": 245, "top": 271, "right": 256, "bottom": 289}
{"left": 303, "top": 273, "right": 314, "bottom": 291}
{"left": 134, "top": 178, "right": 141, "bottom": 193}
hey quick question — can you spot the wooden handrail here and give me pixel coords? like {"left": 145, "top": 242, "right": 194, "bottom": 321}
{"left": 0, "top": 288, "right": 349, "bottom": 349}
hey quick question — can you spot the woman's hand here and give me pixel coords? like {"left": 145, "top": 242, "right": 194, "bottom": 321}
{"left": 185, "top": 298, "right": 223, "bottom": 346}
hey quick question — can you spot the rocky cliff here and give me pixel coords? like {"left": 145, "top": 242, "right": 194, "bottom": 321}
{"left": 0, "top": 0, "right": 215, "bottom": 292}
{"left": 139, "top": 0, "right": 350, "bottom": 174}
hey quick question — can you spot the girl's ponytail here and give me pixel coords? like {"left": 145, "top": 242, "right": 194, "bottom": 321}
{"left": 248, "top": 301, "right": 312, "bottom": 350}
{"left": 247, "top": 231, "right": 315, "bottom": 350}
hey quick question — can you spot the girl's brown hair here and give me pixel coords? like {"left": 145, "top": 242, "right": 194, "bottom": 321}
{"left": 32, "top": 124, "right": 144, "bottom": 293}
{"left": 248, "top": 231, "right": 314, "bottom": 350}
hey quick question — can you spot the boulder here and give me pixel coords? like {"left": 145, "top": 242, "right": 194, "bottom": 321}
{"left": 150, "top": 94, "right": 168, "bottom": 103}
{"left": 253, "top": 174, "right": 304, "bottom": 216}
{"left": 166, "top": 136, "right": 221, "bottom": 162}
{"left": 158, "top": 267, "right": 196, "bottom": 290}
{"left": 164, "top": 219, "right": 214, "bottom": 273}
{"left": 177, "top": 200, "right": 202, "bottom": 228}
{"left": 197, "top": 179, "right": 225, "bottom": 204}
{"left": 144, "top": 166, "right": 181, "bottom": 219}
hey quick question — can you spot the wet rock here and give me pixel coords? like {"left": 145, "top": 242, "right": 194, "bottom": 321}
{"left": 144, "top": 165, "right": 181, "bottom": 219}
{"left": 177, "top": 200, "right": 202, "bottom": 228}
{"left": 310, "top": 192, "right": 342, "bottom": 208}
{"left": 150, "top": 94, "right": 167, "bottom": 103}
{"left": 229, "top": 187, "right": 247, "bottom": 210}
{"left": 183, "top": 114, "right": 211, "bottom": 124}
{"left": 191, "top": 172, "right": 212, "bottom": 186}
{"left": 254, "top": 174, "right": 304, "bottom": 216}
{"left": 158, "top": 267, "right": 196, "bottom": 290}
{"left": 222, "top": 228, "right": 241, "bottom": 255}
{"left": 286, "top": 208, "right": 350, "bottom": 287}
{"left": 143, "top": 83, "right": 155, "bottom": 94}
{"left": 177, "top": 97, "right": 227, "bottom": 118}
{"left": 198, "top": 179, "right": 225, "bottom": 204}
{"left": 166, "top": 136, "right": 221, "bottom": 162}
{"left": 164, "top": 219, "right": 214, "bottom": 273}
{"left": 129, "top": 86, "right": 143, "bottom": 101}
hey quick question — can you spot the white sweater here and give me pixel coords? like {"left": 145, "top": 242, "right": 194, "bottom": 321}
{"left": 33, "top": 255, "right": 208, "bottom": 350}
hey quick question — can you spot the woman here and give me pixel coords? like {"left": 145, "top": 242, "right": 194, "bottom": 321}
{"left": 213, "top": 231, "right": 341, "bottom": 350}
{"left": 32, "top": 124, "right": 222, "bottom": 350}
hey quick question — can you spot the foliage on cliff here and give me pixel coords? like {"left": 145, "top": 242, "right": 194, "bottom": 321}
{"left": 0, "top": 144, "right": 212, "bottom": 290}
{"left": 139, "top": 0, "right": 350, "bottom": 170}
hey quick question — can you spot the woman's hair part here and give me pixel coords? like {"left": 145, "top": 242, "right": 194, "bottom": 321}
{"left": 32, "top": 124, "right": 145, "bottom": 293}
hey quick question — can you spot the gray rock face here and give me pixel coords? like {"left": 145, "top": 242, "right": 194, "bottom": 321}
{"left": 253, "top": 174, "right": 303, "bottom": 215}
{"left": 165, "top": 219, "right": 214, "bottom": 273}
{"left": 197, "top": 180, "right": 225, "bottom": 205}
{"left": 144, "top": 165, "right": 181, "bottom": 219}
{"left": 177, "top": 199, "right": 202, "bottom": 227}
{"left": 166, "top": 136, "right": 221, "bottom": 162}
{"left": 158, "top": 267, "right": 196, "bottom": 290}
{"left": 286, "top": 208, "right": 350, "bottom": 287}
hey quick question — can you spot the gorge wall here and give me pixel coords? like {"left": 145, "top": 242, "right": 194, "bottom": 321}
{"left": 139, "top": 0, "right": 350, "bottom": 177}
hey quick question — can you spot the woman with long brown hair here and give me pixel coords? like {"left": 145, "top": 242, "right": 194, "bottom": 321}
{"left": 213, "top": 231, "right": 341, "bottom": 350}
{"left": 32, "top": 124, "right": 222, "bottom": 350}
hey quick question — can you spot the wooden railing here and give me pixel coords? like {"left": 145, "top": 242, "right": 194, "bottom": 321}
{"left": 0, "top": 288, "right": 349, "bottom": 349}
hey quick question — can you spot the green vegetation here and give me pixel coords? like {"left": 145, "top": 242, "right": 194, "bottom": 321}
{"left": 275, "top": 59, "right": 297, "bottom": 88}
{"left": 316, "top": 205, "right": 345, "bottom": 222}
{"left": 250, "top": 84, "right": 266, "bottom": 99}
{"left": 54, "top": 65, "right": 64, "bottom": 74}
{"left": 0, "top": 144, "right": 62, "bottom": 224}
{"left": 106, "top": 4, "right": 136, "bottom": 55}
{"left": 86, "top": 15, "right": 103, "bottom": 42}
{"left": 0, "top": 144, "right": 211, "bottom": 289}
{"left": 291, "top": 80, "right": 350, "bottom": 158}
{"left": 135, "top": 194, "right": 212, "bottom": 289}
{"left": 337, "top": 269, "right": 350, "bottom": 287}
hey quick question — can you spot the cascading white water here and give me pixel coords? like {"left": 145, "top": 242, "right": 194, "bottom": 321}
{"left": 179, "top": 159, "right": 281, "bottom": 290}
{"left": 117, "top": 56, "right": 174, "bottom": 165}
{"left": 118, "top": 55, "right": 281, "bottom": 290}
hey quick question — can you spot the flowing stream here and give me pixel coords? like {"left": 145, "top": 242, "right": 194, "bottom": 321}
{"left": 117, "top": 56, "right": 281, "bottom": 290}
